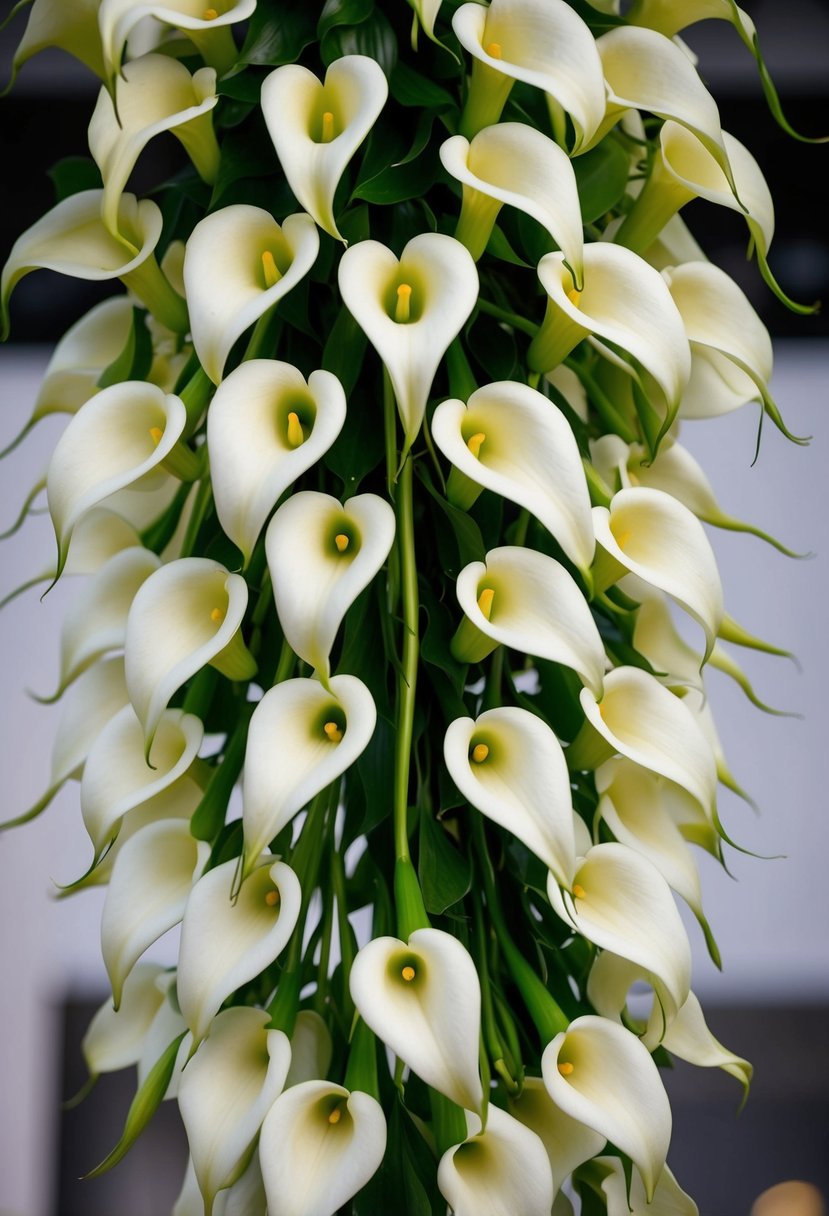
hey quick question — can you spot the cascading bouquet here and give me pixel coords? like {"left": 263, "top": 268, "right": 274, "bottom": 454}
{"left": 0, "top": 0, "right": 821, "bottom": 1212}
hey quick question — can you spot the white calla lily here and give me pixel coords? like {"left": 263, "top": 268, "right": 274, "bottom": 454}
{"left": 262, "top": 56, "right": 388, "bottom": 241}
{"left": 628, "top": 584, "right": 702, "bottom": 691}
{"left": 177, "top": 856, "right": 301, "bottom": 1046}
{"left": 440, "top": 124, "right": 583, "bottom": 276}
{"left": 285, "top": 1009, "right": 334, "bottom": 1089}
{"left": 242, "top": 675, "right": 376, "bottom": 874}
{"left": 1, "top": 189, "right": 188, "bottom": 338}
{"left": 89, "top": 53, "right": 220, "bottom": 238}
{"left": 208, "top": 361, "right": 347, "bottom": 566}
{"left": 541, "top": 1015, "right": 672, "bottom": 1201}
{"left": 82, "top": 962, "right": 167, "bottom": 1077}
{"left": 444, "top": 706, "right": 576, "bottom": 886}
{"left": 265, "top": 491, "right": 395, "bottom": 681}
{"left": 584, "top": 1154, "right": 699, "bottom": 1216}
{"left": 178, "top": 1006, "right": 291, "bottom": 1213}
{"left": 431, "top": 381, "right": 594, "bottom": 574}
{"left": 137, "top": 974, "right": 187, "bottom": 1096}
{"left": 508, "top": 1076, "right": 606, "bottom": 1194}
{"left": 101, "top": 819, "right": 210, "bottom": 1007}
{"left": 260, "top": 1079, "right": 387, "bottom": 1216}
{"left": 124, "top": 556, "right": 256, "bottom": 749}
{"left": 349, "top": 927, "right": 483, "bottom": 1111}
{"left": 452, "top": 546, "right": 606, "bottom": 695}
{"left": 8, "top": 0, "right": 104, "bottom": 84}
{"left": 337, "top": 232, "right": 478, "bottom": 450}
{"left": 175, "top": 1152, "right": 267, "bottom": 1216}
{"left": 97, "top": 0, "right": 255, "bottom": 82}
{"left": 183, "top": 206, "right": 319, "bottom": 384}
{"left": 452, "top": 0, "right": 606, "bottom": 151}
{"left": 438, "top": 1105, "right": 554, "bottom": 1216}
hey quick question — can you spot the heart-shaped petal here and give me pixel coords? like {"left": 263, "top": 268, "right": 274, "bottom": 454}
{"left": 438, "top": 1105, "right": 554, "bottom": 1216}
{"left": 97, "top": 0, "right": 256, "bottom": 82}
{"left": 82, "top": 962, "right": 167, "bottom": 1076}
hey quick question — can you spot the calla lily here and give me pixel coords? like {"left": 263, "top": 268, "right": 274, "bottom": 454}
{"left": 452, "top": 546, "right": 606, "bottom": 696}
{"left": 101, "top": 819, "right": 210, "bottom": 1007}
{"left": 431, "top": 381, "right": 594, "bottom": 574}
{"left": 89, "top": 52, "right": 220, "bottom": 239}
{"left": 177, "top": 856, "right": 301, "bottom": 1046}
{"left": 541, "top": 1014, "right": 672, "bottom": 1202}
{"left": 437, "top": 1105, "right": 554, "bottom": 1216}
{"left": 349, "top": 926, "right": 483, "bottom": 1111}
{"left": 581, "top": 1154, "right": 699, "bottom": 1216}
{"left": 241, "top": 675, "right": 376, "bottom": 875}
{"left": 627, "top": 582, "right": 702, "bottom": 691}
{"left": 444, "top": 706, "right": 576, "bottom": 886}
{"left": 81, "top": 704, "right": 204, "bottom": 856}
{"left": 592, "top": 487, "right": 723, "bottom": 662}
{"left": 46, "top": 381, "right": 189, "bottom": 577}
{"left": 452, "top": 0, "right": 606, "bottom": 151}
{"left": 7, "top": 0, "right": 105, "bottom": 86}
{"left": 508, "top": 1076, "right": 606, "bottom": 1194}
{"left": 183, "top": 206, "right": 319, "bottom": 384}
{"left": 259, "top": 1079, "right": 387, "bottom": 1216}
{"left": 175, "top": 1153, "right": 267, "bottom": 1216}
{"left": 124, "top": 556, "right": 256, "bottom": 749}
{"left": 178, "top": 1005, "right": 291, "bottom": 1213}
{"left": 97, "top": 0, "right": 256, "bottom": 83}
{"left": 82, "top": 961, "right": 168, "bottom": 1077}
{"left": 137, "top": 973, "right": 186, "bottom": 1097}
{"left": 337, "top": 233, "right": 478, "bottom": 451}
{"left": 265, "top": 491, "right": 395, "bottom": 681}
{"left": 528, "top": 246, "right": 691, "bottom": 436}
{"left": 208, "top": 361, "right": 347, "bottom": 566}
{"left": 1, "top": 189, "right": 188, "bottom": 338}
{"left": 285, "top": 1009, "right": 334, "bottom": 1089}
{"left": 439, "top": 124, "right": 583, "bottom": 276}
{"left": 262, "top": 56, "right": 388, "bottom": 241}
{"left": 547, "top": 842, "right": 692, "bottom": 1028}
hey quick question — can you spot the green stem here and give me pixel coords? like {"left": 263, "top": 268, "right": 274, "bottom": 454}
{"left": 179, "top": 475, "right": 213, "bottom": 558}
{"left": 565, "top": 359, "right": 638, "bottom": 444}
{"left": 393, "top": 451, "right": 418, "bottom": 866}
{"left": 476, "top": 298, "right": 538, "bottom": 339}
{"left": 331, "top": 844, "right": 356, "bottom": 1025}
{"left": 343, "top": 1018, "right": 380, "bottom": 1099}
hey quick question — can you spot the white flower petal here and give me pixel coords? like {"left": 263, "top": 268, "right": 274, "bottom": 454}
{"left": 137, "top": 975, "right": 187, "bottom": 1097}
{"left": 285, "top": 1010, "right": 334, "bottom": 1089}
{"left": 49, "top": 656, "right": 129, "bottom": 790}
{"left": 628, "top": 583, "right": 702, "bottom": 690}
{"left": 98, "top": 0, "right": 255, "bottom": 81}
{"left": 31, "top": 296, "right": 134, "bottom": 424}
{"left": 438, "top": 1105, "right": 554, "bottom": 1216}
{"left": 661, "top": 991, "right": 752, "bottom": 1094}
{"left": 508, "top": 1076, "right": 606, "bottom": 1193}
{"left": 11, "top": 0, "right": 105, "bottom": 83}
{"left": 592, "top": 1153, "right": 699, "bottom": 1216}
{"left": 82, "top": 962, "right": 167, "bottom": 1076}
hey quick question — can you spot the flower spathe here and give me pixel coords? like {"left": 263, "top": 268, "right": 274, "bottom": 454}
{"left": 97, "top": 0, "right": 256, "bottom": 83}
{"left": 7, "top": 0, "right": 104, "bottom": 86}
{"left": 262, "top": 55, "right": 389, "bottom": 242}
{"left": 437, "top": 1105, "right": 554, "bottom": 1216}
{"left": 82, "top": 962, "right": 168, "bottom": 1078}
{"left": 584, "top": 1154, "right": 699, "bottom": 1216}
{"left": 507, "top": 1077, "right": 606, "bottom": 1196}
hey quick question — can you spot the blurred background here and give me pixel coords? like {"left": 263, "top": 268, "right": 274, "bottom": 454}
{"left": 0, "top": 1, "right": 827, "bottom": 1213}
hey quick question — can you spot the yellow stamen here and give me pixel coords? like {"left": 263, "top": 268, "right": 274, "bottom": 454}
{"left": 262, "top": 250, "right": 281, "bottom": 289}
{"left": 567, "top": 288, "right": 582, "bottom": 307}
{"left": 558, "top": 1061, "right": 574, "bottom": 1076}
{"left": 210, "top": 607, "right": 224, "bottom": 624}
{"left": 486, "top": 41, "right": 502, "bottom": 58}
{"left": 328, "top": 1107, "right": 342, "bottom": 1124}
{"left": 467, "top": 432, "right": 486, "bottom": 459}
{"left": 471, "top": 743, "right": 489, "bottom": 764}
{"left": 477, "top": 588, "right": 495, "bottom": 621}
{"left": 203, "top": 7, "right": 219, "bottom": 18}
{"left": 401, "top": 965, "right": 416, "bottom": 982}
{"left": 321, "top": 111, "right": 335, "bottom": 143}
{"left": 395, "top": 283, "right": 413, "bottom": 323}
{"left": 572, "top": 883, "right": 586, "bottom": 899}
{"left": 286, "top": 411, "right": 305, "bottom": 448}
{"left": 324, "top": 721, "right": 343, "bottom": 743}
{"left": 334, "top": 533, "right": 350, "bottom": 553}
{"left": 149, "top": 426, "right": 164, "bottom": 446}
{"left": 265, "top": 889, "right": 280, "bottom": 907}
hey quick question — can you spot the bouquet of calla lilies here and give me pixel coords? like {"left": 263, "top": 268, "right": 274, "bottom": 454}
{"left": 1, "top": 0, "right": 821, "bottom": 1211}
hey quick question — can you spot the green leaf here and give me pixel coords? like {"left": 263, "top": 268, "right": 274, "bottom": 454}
{"left": 573, "top": 136, "right": 631, "bottom": 223}
{"left": 238, "top": 0, "right": 316, "bottom": 66}
{"left": 321, "top": 305, "right": 369, "bottom": 400}
{"left": 418, "top": 467, "right": 486, "bottom": 572}
{"left": 466, "top": 311, "right": 518, "bottom": 382}
{"left": 97, "top": 307, "right": 153, "bottom": 389}
{"left": 419, "top": 806, "right": 472, "bottom": 915}
{"left": 357, "top": 715, "right": 396, "bottom": 834}
{"left": 48, "top": 156, "right": 102, "bottom": 204}
{"left": 390, "top": 60, "right": 456, "bottom": 110}
{"left": 321, "top": 8, "right": 398, "bottom": 78}
{"left": 354, "top": 1098, "right": 443, "bottom": 1216}
{"left": 484, "top": 225, "right": 532, "bottom": 268}
{"left": 318, "top": 0, "right": 375, "bottom": 40}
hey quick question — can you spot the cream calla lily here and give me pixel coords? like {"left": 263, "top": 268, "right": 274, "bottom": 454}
{"left": 101, "top": 819, "right": 210, "bottom": 1007}
{"left": 452, "top": 0, "right": 606, "bottom": 151}
{"left": 444, "top": 706, "right": 576, "bottom": 886}
{"left": 259, "top": 1080, "right": 387, "bottom": 1216}
{"left": 82, "top": 962, "right": 167, "bottom": 1077}
{"left": 178, "top": 1006, "right": 291, "bottom": 1214}
{"left": 124, "top": 556, "right": 256, "bottom": 749}
{"left": 349, "top": 927, "right": 483, "bottom": 1112}
{"left": 208, "top": 361, "right": 347, "bottom": 566}
{"left": 508, "top": 1076, "right": 606, "bottom": 1194}
{"left": 137, "top": 974, "right": 187, "bottom": 1097}
{"left": 177, "top": 856, "right": 301, "bottom": 1047}
{"left": 175, "top": 1153, "right": 267, "bottom": 1216}
{"left": 241, "top": 675, "right": 377, "bottom": 874}
{"left": 8, "top": 0, "right": 105, "bottom": 85}
{"left": 81, "top": 704, "right": 203, "bottom": 856}
{"left": 541, "top": 1015, "right": 672, "bottom": 1202}
{"left": 437, "top": 1105, "right": 554, "bottom": 1216}
{"left": 337, "top": 232, "right": 478, "bottom": 450}
{"left": 585, "top": 1154, "right": 699, "bottom": 1216}
{"left": 89, "top": 52, "right": 220, "bottom": 239}
{"left": 265, "top": 491, "right": 395, "bottom": 681}
{"left": 431, "top": 381, "right": 594, "bottom": 574}
{"left": 453, "top": 546, "right": 606, "bottom": 696}
{"left": 262, "top": 56, "right": 388, "bottom": 241}
{"left": 285, "top": 1010, "right": 334, "bottom": 1089}
{"left": 629, "top": 583, "right": 702, "bottom": 691}
{"left": 183, "top": 206, "right": 319, "bottom": 384}
{"left": 439, "top": 124, "right": 583, "bottom": 276}
{"left": 97, "top": 0, "right": 256, "bottom": 82}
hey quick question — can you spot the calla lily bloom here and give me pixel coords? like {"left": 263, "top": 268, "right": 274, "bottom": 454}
{"left": 285, "top": 1010, "right": 334, "bottom": 1089}
{"left": 265, "top": 491, "right": 395, "bottom": 682}
{"left": 626, "top": 580, "right": 703, "bottom": 692}
{"left": 183, "top": 206, "right": 319, "bottom": 384}
{"left": 508, "top": 1077, "right": 606, "bottom": 1195}
{"left": 137, "top": 974, "right": 187, "bottom": 1098}
{"left": 208, "top": 361, "right": 347, "bottom": 566}
{"left": 1, "top": 189, "right": 188, "bottom": 339}
{"left": 592, "top": 486, "right": 724, "bottom": 662}
{"left": 437, "top": 1105, "right": 554, "bottom": 1216}
{"left": 582, "top": 1154, "right": 699, "bottom": 1216}
{"left": 338, "top": 233, "right": 478, "bottom": 451}
{"left": 452, "top": 546, "right": 606, "bottom": 696}
{"left": 452, "top": 0, "right": 605, "bottom": 151}
{"left": 444, "top": 706, "right": 576, "bottom": 886}
{"left": 124, "top": 556, "right": 256, "bottom": 749}
{"left": 178, "top": 1006, "right": 291, "bottom": 1214}
{"left": 177, "top": 856, "right": 301, "bottom": 1047}
{"left": 81, "top": 704, "right": 203, "bottom": 856}
{"left": 82, "top": 961, "right": 168, "bottom": 1077}
{"left": 431, "top": 381, "right": 594, "bottom": 575}
{"left": 174, "top": 1153, "right": 267, "bottom": 1216}
{"left": 89, "top": 53, "right": 220, "bottom": 239}
{"left": 101, "top": 819, "right": 210, "bottom": 1007}
{"left": 349, "top": 926, "right": 483, "bottom": 1111}
{"left": 439, "top": 124, "right": 583, "bottom": 276}
{"left": 262, "top": 56, "right": 388, "bottom": 242}
{"left": 259, "top": 1079, "right": 387, "bottom": 1216}
{"left": 7, "top": 0, "right": 105, "bottom": 86}
{"left": 547, "top": 842, "right": 692, "bottom": 1029}
{"left": 241, "top": 675, "right": 376, "bottom": 875}
{"left": 541, "top": 1014, "right": 672, "bottom": 1202}
{"left": 97, "top": 0, "right": 256, "bottom": 83}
